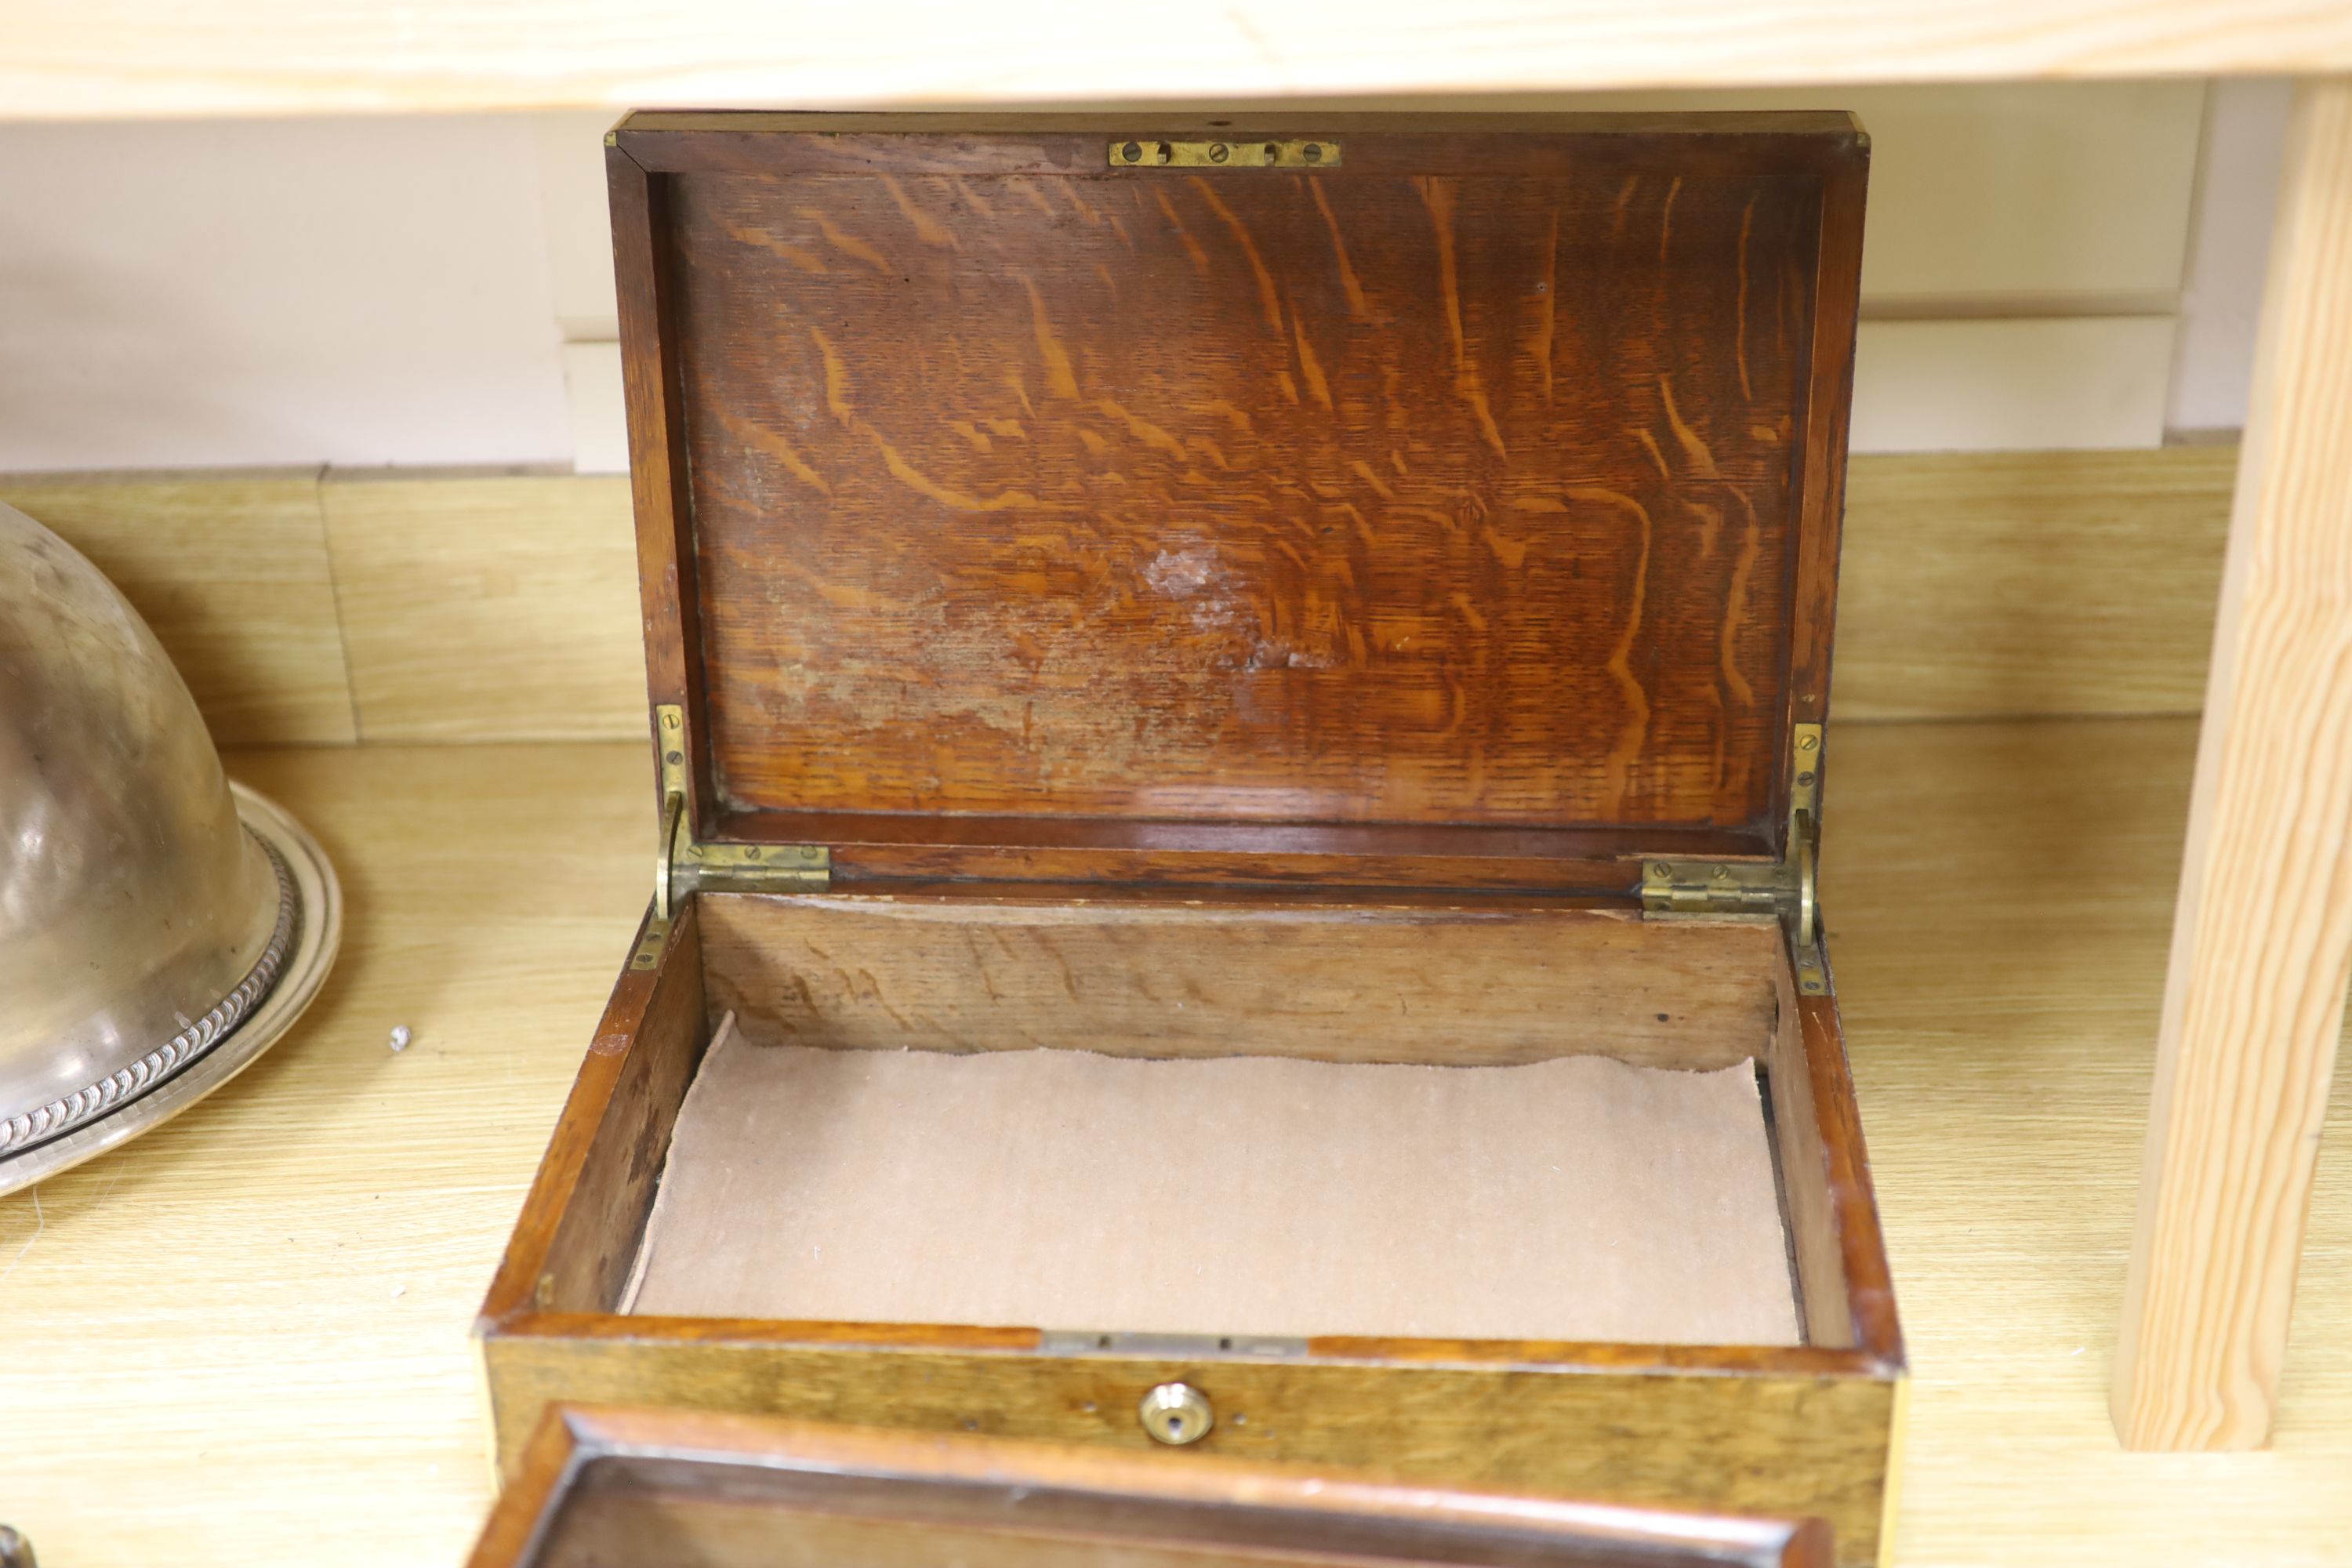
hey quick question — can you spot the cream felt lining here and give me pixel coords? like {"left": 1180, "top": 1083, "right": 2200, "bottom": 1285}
{"left": 624, "top": 1013, "right": 1800, "bottom": 1345}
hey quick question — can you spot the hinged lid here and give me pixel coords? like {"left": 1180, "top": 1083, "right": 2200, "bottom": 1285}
{"left": 469, "top": 1406, "right": 1833, "bottom": 1568}
{"left": 608, "top": 111, "right": 1866, "bottom": 893}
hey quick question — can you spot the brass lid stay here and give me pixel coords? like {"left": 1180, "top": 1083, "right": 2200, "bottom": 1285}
{"left": 636, "top": 704, "right": 831, "bottom": 970}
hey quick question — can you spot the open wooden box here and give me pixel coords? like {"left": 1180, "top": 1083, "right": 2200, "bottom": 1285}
{"left": 478, "top": 111, "right": 1901, "bottom": 1565}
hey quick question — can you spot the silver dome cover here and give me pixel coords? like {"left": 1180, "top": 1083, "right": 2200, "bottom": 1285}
{"left": 0, "top": 501, "right": 296, "bottom": 1156}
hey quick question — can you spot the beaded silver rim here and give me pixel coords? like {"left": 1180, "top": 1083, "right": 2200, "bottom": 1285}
{"left": 0, "top": 829, "right": 297, "bottom": 1155}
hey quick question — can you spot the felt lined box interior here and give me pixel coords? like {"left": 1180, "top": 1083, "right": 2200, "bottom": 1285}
{"left": 617, "top": 894, "right": 1812, "bottom": 1347}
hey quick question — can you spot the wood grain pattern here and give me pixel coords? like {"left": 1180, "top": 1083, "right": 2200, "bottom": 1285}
{"left": 826, "top": 840, "right": 1680, "bottom": 892}
{"left": 467, "top": 1404, "right": 580, "bottom": 1568}
{"left": 1793, "top": 986, "right": 1901, "bottom": 1367}
{"left": 1784, "top": 143, "right": 1864, "bottom": 741}
{"left": 480, "top": 901, "right": 706, "bottom": 1320}
{"left": 0, "top": 449, "right": 2238, "bottom": 748}
{"left": 11, "top": 725, "right": 2352, "bottom": 1566}
{"left": 1838, "top": 448, "right": 2236, "bottom": 720}
{"left": 739, "top": 810, "right": 1756, "bottom": 890}
{"left": 320, "top": 471, "right": 641, "bottom": 742}
{"left": 480, "top": 1334, "right": 1894, "bottom": 1566}
{"left": 0, "top": 470, "right": 355, "bottom": 744}
{"left": 699, "top": 892, "right": 1780, "bottom": 1069}
{"left": 1765, "top": 953, "right": 1853, "bottom": 1349}
{"left": 476, "top": 1406, "right": 1834, "bottom": 1568}
{"left": 1821, "top": 717, "right": 2352, "bottom": 1563}
{"left": 609, "top": 143, "right": 713, "bottom": 833}
{"left": 616, "top": 114, "right": 1862, "bottom": 869}
{"left": 3, "top": 2, "right": 2349, "bottom": 119}
{"left": 2112, "top": 78, "right": 2352, "bottom": 1452}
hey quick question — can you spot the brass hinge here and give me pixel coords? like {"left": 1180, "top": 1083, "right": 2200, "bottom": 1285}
{"left": 636, "top": 705, "right": 830, "bottom": 970}
{"left": 1641, "top": 722, "right": 1827, "bottom": 995}
{"left": 671, "top": 826, "right": 830, "bottom": 895}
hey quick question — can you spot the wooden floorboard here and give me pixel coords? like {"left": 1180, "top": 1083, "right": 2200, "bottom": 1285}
{"left": 0, "top": 717, "right": 2345, "bottom": 1563}
{"left": 1831, "top": 717, "right": 2352, "bottom": 1558}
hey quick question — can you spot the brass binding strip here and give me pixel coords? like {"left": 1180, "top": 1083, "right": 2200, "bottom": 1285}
{"left": 1038, "top": 1330, "right": 1308, "bottom": 1359}
{"left": 1109, "top": 138, "right": 1340, "bottom": 169}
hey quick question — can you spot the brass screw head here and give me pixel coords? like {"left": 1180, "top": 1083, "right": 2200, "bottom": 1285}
{"left": 1122, "top": 141, "right": 1142, "bottom": 162}
{"left": 1208, "top": 143, "right": 1229, "bottom": 163}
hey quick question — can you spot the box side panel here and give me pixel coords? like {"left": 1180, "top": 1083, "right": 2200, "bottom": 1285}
{"left": 1796, "top": 978, "right": 1901, "bottom": 1363}
{"left": 481, "top": 1338, "right": 1893, "bottom": 1566}
{"left": 700, "top": 892, "right": 1780, "bottom": 1070}
{"left": 1766, "top": 942, "right": 1853, "bottom": 1348}
{"left": 479, "top": 900, "right": 709, "bottom": 1321}
{"left": 1784, "top": 134, "right": 1867, "bottom": 742}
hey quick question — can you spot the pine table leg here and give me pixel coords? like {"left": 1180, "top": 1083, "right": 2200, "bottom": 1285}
{"left": 2113, "top": 77, "right": 2352, "bottom": 1450}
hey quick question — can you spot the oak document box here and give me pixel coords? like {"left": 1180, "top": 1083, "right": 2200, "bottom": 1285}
{"left": 477, "top": 111, "right": 1902, "bottom": 1565}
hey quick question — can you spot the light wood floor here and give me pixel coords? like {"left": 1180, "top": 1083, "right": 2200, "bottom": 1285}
{"left": 2, "top": 717, "right": 2347, "bottom": 1564}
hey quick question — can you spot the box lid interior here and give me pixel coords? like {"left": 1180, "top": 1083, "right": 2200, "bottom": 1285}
{"left": 609, "top": 111, "right": 1865, "bottom": 880}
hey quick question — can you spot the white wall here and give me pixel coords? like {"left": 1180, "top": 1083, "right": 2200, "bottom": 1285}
{"left": 0, "top": 86, "right": 2285, "bottom": 475}
{"left": 2169, "top": 78, "right": 2295, "bottom": 437}
{"left": 0, "top": 115, "right": 570, "bottom": 471}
